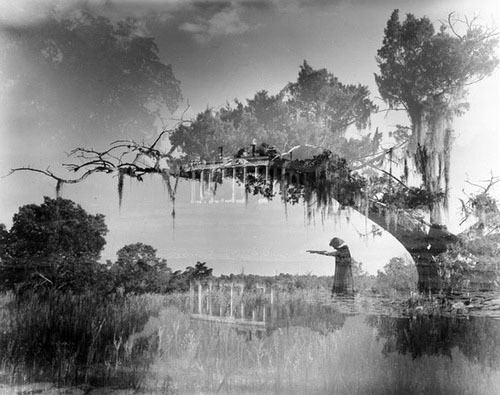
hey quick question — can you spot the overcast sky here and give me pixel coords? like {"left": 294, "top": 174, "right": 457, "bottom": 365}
{"left": 1, "top": 0, "right": 499, "bottom": 275}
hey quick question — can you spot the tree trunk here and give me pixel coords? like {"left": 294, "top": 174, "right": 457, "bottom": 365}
{"left": 383, "top": 111, "right": 457, "bottom": 291}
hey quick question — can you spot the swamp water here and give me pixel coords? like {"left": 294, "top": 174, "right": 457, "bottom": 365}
{"left": 139, "top": 291, "right": 500, "bottom": 394}
{"left": 1, "top": 292, "right": 499, "bottom": 395}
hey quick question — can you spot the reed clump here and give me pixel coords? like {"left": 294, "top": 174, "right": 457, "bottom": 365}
{"left": 0, "top": 291, "right": 187, "bottom": 388}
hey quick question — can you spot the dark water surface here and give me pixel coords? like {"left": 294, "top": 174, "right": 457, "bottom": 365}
{"left": 167, "top": 291, "right": 500, "bottom": 394}
{"left": 264, "top": 291, "right": 500, "bottom": 368}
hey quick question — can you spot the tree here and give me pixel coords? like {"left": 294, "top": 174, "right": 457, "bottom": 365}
{"left": 372, "top": 10, "right": 498, "bottom": 289}
{"left": 2, "top": 10, "right": 182, "bottom": 141}
{"left": 375, "top": 10, "right": 498, "bottom": 226}
{"left": 111, "top": 242, "right": 172, "bottom": 293}
{"left": 288, "top": 61, "right": 376, "bottom": 134}
{"left": 1, "top": 197, "right": 108, "bottom": 292}
{"left": 0, "top": 224, "right": 9, "bottom": 262}
{"left": 169, "top": 109, "right": 234, "bottom": 161}
{"left": 183, "top": 261, "right": 213, "bottom": 281}
{"left": 168, "top": 61, "right": 379, "bottom": 160}
{"left": 9, "top": 197, "right": 107, "bottom": 261}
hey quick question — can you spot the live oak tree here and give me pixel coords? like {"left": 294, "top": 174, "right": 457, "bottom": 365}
{"left": 375, "top": 10, "right": 498, "bottom": 227}
{"left": 370, "top": 10, "right": 499, "bottom": 288}
{"left": 288, "top": 61, "right": 376, "bottom": 134}
{"left": 1, "top": 197, "right": 108, "bottom": 292}
{"left": 169, "top": 61, "right": 379, "bottom": 161}
{"left": 111, "top": 242, "right": 171, "bottom": 294}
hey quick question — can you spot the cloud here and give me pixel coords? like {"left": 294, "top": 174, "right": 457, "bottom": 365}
{"left": 0, "top": 0, "right": 346, "bottom": 28}
{"left": 180, "top": 8, "right": 251, "bottom": 43}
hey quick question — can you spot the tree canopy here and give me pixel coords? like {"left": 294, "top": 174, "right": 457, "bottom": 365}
{"left": 376, "top": 10, "right": 498, "bottom": 123}
{"left": 1, "top": 10, "right": 182, "bottom": 141}
{"left": 169, "top": 61, "right": 379, "bottom": 161}
{"left": 1, "top": 197, "right": 109, "bottom": 293}
{"left": 375, "top": 10, "right": 498, "bottom": 226}
{"left": 110, "top": 242, "right": 171, "bottom": 294}
{"left": 8, "top": 197, "right": 108, "bottom": 262}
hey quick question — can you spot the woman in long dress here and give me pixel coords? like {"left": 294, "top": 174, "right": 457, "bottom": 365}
{"left": 307, "top": 237, "right": 354, "bottom": 295}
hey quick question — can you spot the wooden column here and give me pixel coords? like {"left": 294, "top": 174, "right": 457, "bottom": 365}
{"left": 207, "top": 281, "right": 212, "bottom": 314}
{"left": 197, "top": 281, "right": 202, "bottom": 314}
{"left": 230, "top": 283, "right": 234, "bottom": 318}
{"left": 189, "top": 281, "right": 194, "bottom": 313}
{"left": 219, "top": 284, "right": 224, "bottom": 317}
{"left": 208, "top": 169, "right": 214, "bottom": 203}
{"left": 240, "top": 284, "right": 245, "bottom": 319}
{"left": 199, "top": 170, "right": 204, "bottom": 201}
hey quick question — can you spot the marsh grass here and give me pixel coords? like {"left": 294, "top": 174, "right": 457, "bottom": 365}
{"left": 0, "top": 291, "right": 187, "bottom": 388}
{"left": 0, "top": 289, "right": 499, "bottom": 394}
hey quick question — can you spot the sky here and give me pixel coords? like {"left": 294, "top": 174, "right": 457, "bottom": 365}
{"left": 0, "top": 0, "right": 499, "bottom": 275}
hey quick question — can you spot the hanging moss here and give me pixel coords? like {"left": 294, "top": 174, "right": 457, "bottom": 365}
{"left": 161, "top": 171, "right": 179, "bottom": 219}
{"left": 117, "top": 169, "right": 125, "bottom": 209}
{"left": 55, "top": 180, "right": 63, "bottom": 198}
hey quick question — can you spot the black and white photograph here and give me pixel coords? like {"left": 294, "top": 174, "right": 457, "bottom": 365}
{"left": 0, "top": 0, "right": 499, "bottom": 393}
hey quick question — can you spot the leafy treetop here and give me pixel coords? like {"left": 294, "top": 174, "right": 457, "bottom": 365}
{"left": 8, "top": 197, "right": 108, "bottom": 262}
{"left": 169, "top": 61, "right": 378, "bottom": 161}
{"left": 376, "top": 9, "right": 499, "bottom": 123}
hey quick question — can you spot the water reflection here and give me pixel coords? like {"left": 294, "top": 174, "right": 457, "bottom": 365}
{"left": 145, "top": 292, "right": 500, "bottom": 393}
{"left": 366, "top": 315, "right": 500, "bottom": 368}
{"left": 244, "top": 294, "right": 500, "bottom": 368}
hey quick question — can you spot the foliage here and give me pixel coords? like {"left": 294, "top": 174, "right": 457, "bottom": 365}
{"left": 351, "top": 261, "right": 376, "bottom": 293}
{"left": 1, "top": 197, "right": 109, "bottom": 293}
{"left": 9, "top": 197, "right": 107, "bottom": 261}
{"left": 436, "top": 235, "right": 500, "bottom": 292}
{"left": 376, "top": 9, "right": 498, "bottom": 122}
{"left": 372, "top": 176, "right": 445, "bottom": 210}
{"left": 169, "top": 109, "right": 239, "bottom": 161}
{"left": 460, "top": 177, "right": 500, "bottom": 235}
{"left": 375, "top": 10, "right": 498, "bottom": 225}
{"left": 244, "top": 150, "right": 367, "bottom": 211}
{"left": 288, "top": 60, "right": 377, "bottom": 132}
{"left": 109, "top": 248, "right": 214, "bottom": 294}
{"left": 0, "top": 224, "right": 9, "bottom": 262}
{"left": 167, "top": 261, "right": 214, "bottom": 292}
{"left": 374, "top": 257, "right": 418, "bottom": 296}
{"left": 110, "top": 243, "right": 172, "bottom": 294}
{"left": 169, "top": 61, "right": 378, "bottom": 161}
{"left": 2, "top": 10, "right": 181, "bottom": 140}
